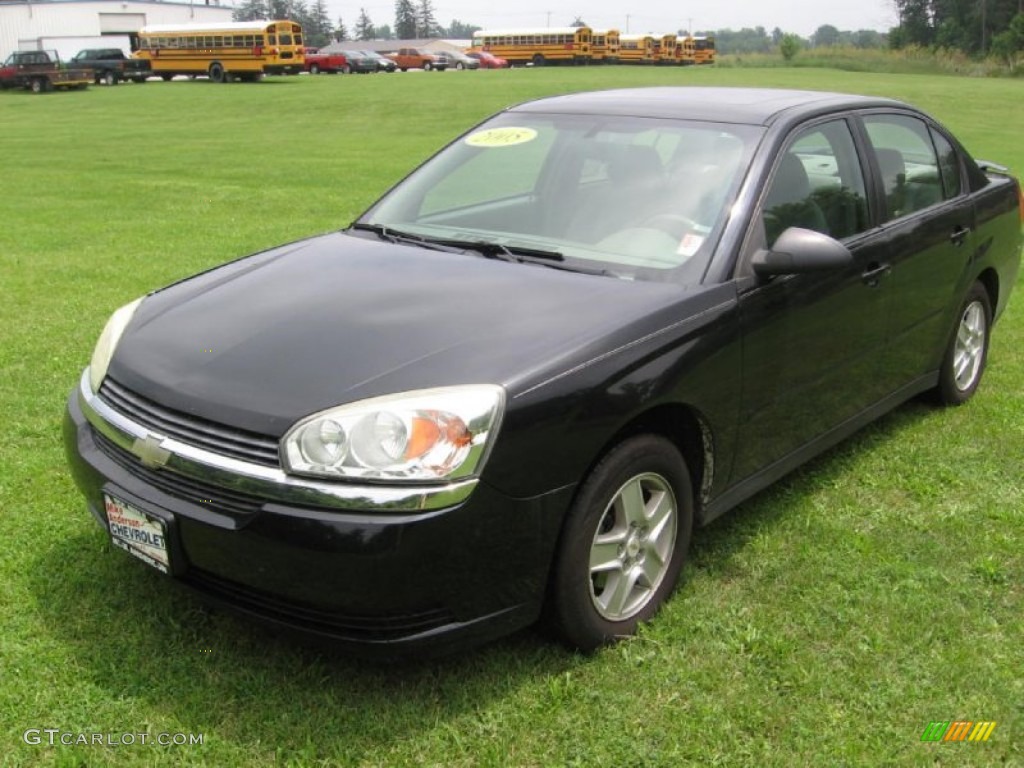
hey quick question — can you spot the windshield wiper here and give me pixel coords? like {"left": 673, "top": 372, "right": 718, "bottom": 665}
{"left": 350, "top": 225, "right": 613, "bottom": 276}
{"left": 465, "top": 241, "right": 565, "bottom": 263}
{"left": 348, "top": 223, "right": 467, "bottom": 253}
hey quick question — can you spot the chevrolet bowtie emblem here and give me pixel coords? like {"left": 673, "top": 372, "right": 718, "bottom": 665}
{"left": 131, "top": 434, "right": 171, "bottom": 469}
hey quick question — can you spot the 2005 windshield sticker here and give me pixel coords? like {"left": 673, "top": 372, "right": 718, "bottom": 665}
{"left": 465, "top": 127, "right": 538, "bottom": 148}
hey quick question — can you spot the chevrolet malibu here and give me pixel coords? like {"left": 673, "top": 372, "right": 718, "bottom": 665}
{"left": 64, "top": 88, "right": 1023, "bottom": 655}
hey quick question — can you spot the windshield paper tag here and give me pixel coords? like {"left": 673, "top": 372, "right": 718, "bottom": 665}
{"left": 677, "top": 233, "right": 704, "bottom": 258}
{"left": 465, "top": 127, "right": 538, "bottom": 148}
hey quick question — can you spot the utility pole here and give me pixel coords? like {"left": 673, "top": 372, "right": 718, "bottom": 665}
{"left": 625, "top": 14, "right": 630, "bottom": 32}
{"left": 546, "top": 11, "right": 551, "bottom": 27}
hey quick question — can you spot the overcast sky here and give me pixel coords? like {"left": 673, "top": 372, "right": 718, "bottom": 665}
{"left": 322, "top": 1, "right": 899, "bottom": 38}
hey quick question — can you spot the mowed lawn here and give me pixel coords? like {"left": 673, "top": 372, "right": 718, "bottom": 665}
{"left": 0, "top": 66, "right": 1021, "bottom": 767}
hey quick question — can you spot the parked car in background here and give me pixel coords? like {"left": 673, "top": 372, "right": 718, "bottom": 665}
{"left": 360, "top": 50, "right": 397, "bottom": 72}
{"left": 385, "top": 48, "right": 446, "bottom": 71}
{"left": 69, "top": 48, "right": 150, "bottom": 85}
{"left": 465, "top": 51, "right": 509, "bottom": 68}
{"left": 304, "top": 50, "right": 349, "bottom": 74}
{"left": 65, "top": 88, "right": 1023, "bottom": 657}
{"left": 335, "top": 50, "right": 377, "bottom": 73}
{"left": 0, "top": 50, "right": 91, "bottom": 92}
{"left": 435, "top": 51, "right": 480, "bottom": 70}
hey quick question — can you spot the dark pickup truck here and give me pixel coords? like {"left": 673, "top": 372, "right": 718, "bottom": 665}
{"left": 0, "top": 50, "right": 91, "bottom": 93}
{"left": 69, "top": 48, "right": 151, "bottom": 85}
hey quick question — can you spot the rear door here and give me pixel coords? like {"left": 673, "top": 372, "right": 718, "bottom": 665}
{"left": 857, "top": 113, "right": 974, "bottom": 386}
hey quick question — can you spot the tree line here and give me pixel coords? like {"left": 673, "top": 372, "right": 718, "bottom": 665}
{"left": 232, "top": 0, "right": 477, "bottom": 48}
{"left": 891, "top": 0, "right": 1023, "bottom": 55}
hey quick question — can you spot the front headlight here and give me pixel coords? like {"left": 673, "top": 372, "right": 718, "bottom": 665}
{"left": 281, "top": 385, "right": 505, "bottom": 483}
{"left": 88, "top": 296, "right": 144, "bottom": 393}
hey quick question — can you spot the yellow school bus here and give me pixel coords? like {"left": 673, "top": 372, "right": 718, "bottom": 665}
{"left": 470, "top": 27, "right": 592, "bottom": 66}
{"left": 618, "top": 34, "right": 656, "bottom": 64}
{"left": 134, "top": 20, "right": 304, "bottom": 82}
{"left": 590, "top": 29, "right": 620, "bottom": 63}
{"left": 677, "top": 36, "right": 696, "bottom": 65}
{"left": 655, "top": 34, "right": 678, "bottom": 64}
{"left": 692, "top": 36, "right": 716, "bottom": 64}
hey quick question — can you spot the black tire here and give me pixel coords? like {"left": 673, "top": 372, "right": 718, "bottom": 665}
{"left": 208, "top": 62, "right": 226, "bottom": 83}
{"left": 546, "top": 435, "right": 693, "bottom": 651}
{"left": 423, "top": 61, "right": 432, "bottom": 71}
{"left": 309, "top": 63, "right": 320, "bottom": 75}
{"left": 532, "top": 53, "right": 546, "bottom": 67}
{"left": 161, "top": 74, "right": 174, "bottom": 82}
{"left": 132, "top": 77, "right": 146, "bottom": 84}
{"left": 342, "top": 64, "right": 351, "bottom": 74}
{"left": 455, "top": 61, "right": 465, "bottom": 70}
{"left": 103, "top": 70, "right": 117, "bottom": 86}
{"left": 934, "top": 281, "right": 992, "bottom": 405}
{"left": 30, "top": 77, "right": 45, "bottom": 94}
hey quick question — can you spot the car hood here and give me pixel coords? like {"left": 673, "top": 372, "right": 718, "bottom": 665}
{"left": 108, "top": 232, "right": 706, "bottom": 436}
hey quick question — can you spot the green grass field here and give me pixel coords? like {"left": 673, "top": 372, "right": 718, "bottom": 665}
{"left": 1, "top": 67, "right": 1021, "bottom": 767}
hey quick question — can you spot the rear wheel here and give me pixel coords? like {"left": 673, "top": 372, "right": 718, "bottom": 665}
{"left": 532, "top": 53, "right": 546, "bottom": 66}
{"left": 423, "top": 61, "right": 433, "bottom": 71}
{"left": 934, "top": 281, "right": 992, "bottom": 405}
{"left": 208, "top": 62, "right": 226, "bottom": 83}
{"left": 161, "top": 74, "right": 174, "bottom": 82}
{"left": 309, "top": 63, "right": 320, "bottom": 75}
{"left": 30, "top": 77, "right": 45, "bottom": 93}
{"left": 342, "top": 64, "right": 351, "bottom": 74}
{"left": 546, "top": 435, "right": 693, "bottom": 651}
{"left": 102, "top": 70, "right": 116, "bottom": 86}
{"left": 455, "top": 61, "right": 465, "bottom": 70}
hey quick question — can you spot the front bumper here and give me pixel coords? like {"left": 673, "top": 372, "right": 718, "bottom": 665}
{"left": 63, "top": 375, "right": 572, "bottom": 656}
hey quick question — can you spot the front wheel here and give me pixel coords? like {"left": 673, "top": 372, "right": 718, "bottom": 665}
{"left": 934, "top": 281, "right": 992, "bottom": 405}
{"left": 103, "top": 71, "right": 117, "bottom": 86}
{"left": 30, "top": 77, "right": 45, "bottom": 93}
{"left": 309, "top": 63, "right": 320, "bottom": 75}
{"left": 208, "top": 62, "right": 226, "bottom": 83}
{"left": 546, "top": 435, "right": 693, "bottom": 651}
{"left": 423, "top": 61, "right": 432, "bottom": 71}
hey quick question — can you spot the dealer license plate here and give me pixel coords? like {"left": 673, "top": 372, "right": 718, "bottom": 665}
{"left": 104, "top": 494, "right": 170, "bottom": 574}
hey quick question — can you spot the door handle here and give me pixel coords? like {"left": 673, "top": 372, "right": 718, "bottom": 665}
{"left": 949, "top": 225, "right": 971, "bottom": 246}
{"left": 861, "top": 262, "right": 891, "bottom": 286}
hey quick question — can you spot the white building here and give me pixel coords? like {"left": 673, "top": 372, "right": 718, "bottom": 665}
{"left": 1, "top": 1, "right": 234, "bottom": 60}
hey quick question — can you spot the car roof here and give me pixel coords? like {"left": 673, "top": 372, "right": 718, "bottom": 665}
{"left": 510, "top": 87, "right": 909, "bottom": 126}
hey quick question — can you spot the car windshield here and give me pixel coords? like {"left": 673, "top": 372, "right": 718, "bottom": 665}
{"left": 359, "top": 112, "right": 761, "bottom": 283}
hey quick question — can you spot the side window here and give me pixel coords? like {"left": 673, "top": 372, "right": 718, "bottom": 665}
{"left": 929, "top": 127, "right": 963, "bottom": 200}
{"left": 864, "top": 115, "right": 944, "bottom": 220}
{"left": 762, "top": 120, "right": 869, "bottom": 248}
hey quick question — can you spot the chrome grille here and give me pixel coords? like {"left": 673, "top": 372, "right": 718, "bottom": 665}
{"left": 99, "top": 378, "right": 280, "bottom": 467}
{"left": 94, "top": 430, "right": 264, "bottom": 519}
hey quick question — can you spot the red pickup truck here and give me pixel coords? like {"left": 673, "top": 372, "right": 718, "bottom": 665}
{"left": 304, "top": 50, "right": 350, "bottom": 74}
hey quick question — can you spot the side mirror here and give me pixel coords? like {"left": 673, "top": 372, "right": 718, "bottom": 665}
{"left": 751, "top": 227, "right": 853, "bottom": 277}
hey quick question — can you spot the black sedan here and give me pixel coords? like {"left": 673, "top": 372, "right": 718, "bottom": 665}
{"left": 64, "top": 88, "right": 1023, "bottom": 655}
